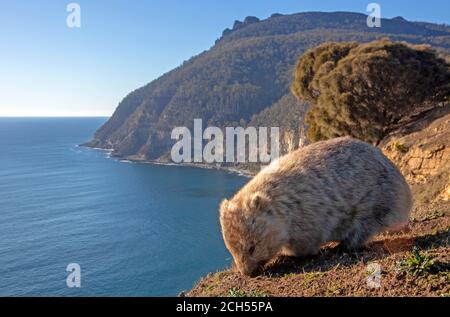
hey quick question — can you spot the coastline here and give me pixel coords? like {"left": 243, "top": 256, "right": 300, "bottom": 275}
{"left": 145, "top": 161, "right": 255, "bottom": 178}
{"left": 81, "top": 144, "right": 255, "bottom": 178}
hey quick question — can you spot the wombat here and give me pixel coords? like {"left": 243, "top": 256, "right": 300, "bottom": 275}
{"left": 220, "top": 137, "right": 412, "bottom": 276}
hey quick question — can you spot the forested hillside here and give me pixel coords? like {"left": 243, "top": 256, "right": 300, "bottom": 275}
{"left": 85, "top": 12, "right": 450, "bottom": 161}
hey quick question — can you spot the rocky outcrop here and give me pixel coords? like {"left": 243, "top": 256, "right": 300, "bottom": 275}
{"left": 381, "top": 103, "right": 450, "bottom": 203}
{"left": 231, "top": 16, "right": 260, "bottom": 32}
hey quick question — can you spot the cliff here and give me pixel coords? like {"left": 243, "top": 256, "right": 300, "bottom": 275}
{"left": 381, "top": 103, "right": 450, "bottom": 204}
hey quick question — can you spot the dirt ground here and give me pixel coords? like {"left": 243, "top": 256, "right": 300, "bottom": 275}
{"left": 187, "top": 201, "right": 449, "bottom": 297}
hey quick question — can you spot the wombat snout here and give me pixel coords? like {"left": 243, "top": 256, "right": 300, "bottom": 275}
{"left": 234, "top": 258, "right": 266, "bottom": 277}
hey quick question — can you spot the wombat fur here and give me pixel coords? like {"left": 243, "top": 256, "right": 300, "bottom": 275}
{"left": 220, "top": 137, "right": 412, "bottom": 276}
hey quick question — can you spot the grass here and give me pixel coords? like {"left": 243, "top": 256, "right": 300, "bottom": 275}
{"left": 412, "top": 211, "right": 446, "bottom": 223}
{"left": 301, "top": 272, "right": 323, "bottom": 286}
{"left": 282, "top": 273, "right": 297, "bottom": 280}
{"left": 392, "top": 141, "right": 409, "bottom": 153}
{"left": 204, "top": 284, "right": 217, "bottom": 294}
{"left": 398, "top": 247, "right": 436, "bottom": 276}
{"left": 202, "top": 271, "right": 227, "bottom": 294}
{"left": 324, "top": 284, "right": 341, "bottom": 297}
{"left": 227, "top": 288, "right": 269, "bottom": 297}
{"left": 281, "top": 271, "right": 324, "bottom": 286}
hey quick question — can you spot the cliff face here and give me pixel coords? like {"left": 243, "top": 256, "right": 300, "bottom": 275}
{"left": 85, "top": 12, "right": 450, "bottom": 161}
{"left": 381, "top": 103, "right": 450, "bottom": 203}
{"left": 249, "top": 93, "right": 309, "bottom": 157}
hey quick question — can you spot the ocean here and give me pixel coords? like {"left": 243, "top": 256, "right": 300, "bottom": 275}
{"left": 0, "top": 117, "right": 247, "bottom": 296}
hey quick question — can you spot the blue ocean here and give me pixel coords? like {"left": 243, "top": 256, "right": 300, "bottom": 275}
{"left": 0, "top": 118, "right": 247, "bottom": 296}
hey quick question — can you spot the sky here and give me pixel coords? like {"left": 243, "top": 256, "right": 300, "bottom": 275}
{"left": 0, "top": 0, "right": 449, "bottom": 117}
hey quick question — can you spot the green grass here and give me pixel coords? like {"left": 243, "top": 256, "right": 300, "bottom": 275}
{"left": 301, "top": 272, "right": 323, "bottom": 286}
{"left": 227, "top": 288, "right": 268, "bottom": 297}
{"left": 204, "top": 283, "right": 217, "bottom": 293}
{"left": 393, "top": 141, "right": 409, "bottom": 153}
{"left": 398, "top": 247, "right": 436, "bottom": 276}
{"left": 282, "top": 272, "right": 297, "bottom": 280}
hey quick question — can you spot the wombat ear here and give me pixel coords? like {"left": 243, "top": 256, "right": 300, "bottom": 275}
{"left": 249, "top": 192, "right": 270, "bottom": 211}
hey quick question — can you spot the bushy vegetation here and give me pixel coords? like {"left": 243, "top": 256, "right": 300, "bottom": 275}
{"left": 249, "top": 94, "right": 308, "bottom": 130}
{"left": 292, "top": 39, "right": 450, "bottom": 144}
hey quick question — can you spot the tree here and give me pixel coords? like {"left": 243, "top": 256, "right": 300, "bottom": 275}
{"left": 291, "top": 39, "right": 450, "bottom": 144}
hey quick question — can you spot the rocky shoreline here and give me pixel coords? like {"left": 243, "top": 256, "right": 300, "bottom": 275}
{"left": 81, "top": 144, "right": 256, "bottom": 178}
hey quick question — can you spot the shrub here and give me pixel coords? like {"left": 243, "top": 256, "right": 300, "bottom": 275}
{"left": 292, "top": 39, "right": 450, "bottom": 144}
{"left": 398, "top": 247, "right": 436, "bottom": 276}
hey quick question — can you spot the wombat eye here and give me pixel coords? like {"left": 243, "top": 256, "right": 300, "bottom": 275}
{"left": 248, "top": 246, "right": 255, "bottom": 255}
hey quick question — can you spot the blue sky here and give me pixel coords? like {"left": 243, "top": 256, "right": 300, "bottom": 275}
{"left": 0, "top": 0, "right": 449, "bottom": 117}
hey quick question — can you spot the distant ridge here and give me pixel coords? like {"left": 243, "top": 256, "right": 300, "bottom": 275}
{"left": 216, "top": 11, "right": 449, "bottom": 45}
